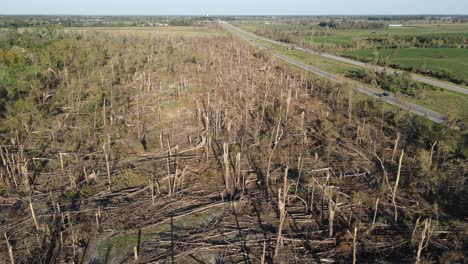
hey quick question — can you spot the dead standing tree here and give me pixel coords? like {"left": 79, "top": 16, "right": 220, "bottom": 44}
{"left": 223, "top": 142, "right": 234, "bottom": 198}
{"left": 103, "top": 135, "right": 112, "bottom": 192}
{"left": 4, "top": 233, "right": 15, "bottom": 264}
{"left": 274, "top": 166, "right": 289, "bottom": 260}
{"left": 393, "top": 149, "right": 404, "bottom": 222}
{"left": 414, "top": 218, "right": 434, "bottom": 264}
{"left": 266, "top": 122, "right": 283, "bottom": 195}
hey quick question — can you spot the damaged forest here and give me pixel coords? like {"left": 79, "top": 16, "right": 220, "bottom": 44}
{"left": 0, "top": 20, "right": 467, "bottom": 263}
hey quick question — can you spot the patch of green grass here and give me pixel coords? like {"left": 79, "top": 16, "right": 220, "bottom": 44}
{"left": 252, "top": 37, "right": 359, "bottom": 74}
{"left": 405, "top": 88, "right": 468, "bottom": 123}
{"left": 98, "top": 206, "right": 225, "bottom": 262}
{"left": 304, "top": 35, "right": 352, "bottom": 44}
{"left": 111, "top": 169, "right": 148, "bottom": 190}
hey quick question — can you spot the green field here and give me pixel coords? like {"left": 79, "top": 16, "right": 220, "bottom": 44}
{"left": 306, "top": 27, "right": 468, "bottom": 46}
{"left": 344, "top": 48, "right": 468, "bottom": 80}
{"left": 236, "top": 20, "right": 468, "bottom": 84}
{"left": 236, "top": 21, "right": 468, "bottom": 46}
{"left": 405, "top": 88, "right": 468, "bottom": 123}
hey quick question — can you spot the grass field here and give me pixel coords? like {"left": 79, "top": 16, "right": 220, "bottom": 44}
{"left": 236, "top": 21, "right": 468, "bottom": 46}
{"left": 306, "top": 27, "right": 468, "bottom": 46}
{"left": 253, "top": 37, "right": 359, "bottom": 74}
{"left": 405, "top": 88, "right": 468, "bottom": 123}
{"left": 344, "top": 48, "right": 468, "bottom": 80}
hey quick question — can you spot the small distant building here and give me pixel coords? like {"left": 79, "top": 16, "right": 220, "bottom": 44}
{"left": 389, "top": 24, "right": 403, "bottom": 27}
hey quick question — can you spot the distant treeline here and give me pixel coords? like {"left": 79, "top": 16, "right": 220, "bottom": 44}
{"left": 366, "top": 15, "right": 468, "bottom": 21}
{"left": 228, "top": 15, "right": 468, "bottom": 21}
{"left": 0, "top": 16, "right": 214, "bottom": 28}
{"left": 318, "top": 20, "right": 386, "bottom": 30}
{"left": 345, "top": 69, "right": 428, "bottom": 97}
{"left": 252, "top": 19, "right": 389, "bottom": 44}
{"left": 254, "top": 28, "right": 332, "bottom": 44}
{"left": 364, "top": 35, "right": 468, "bottom": 49}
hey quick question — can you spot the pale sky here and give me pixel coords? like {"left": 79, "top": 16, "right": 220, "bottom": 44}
{"left": 1, "top": 0, "right": 467, "bottom": 15}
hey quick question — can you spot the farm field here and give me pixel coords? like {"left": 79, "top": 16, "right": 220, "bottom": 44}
{"left": 236, "top": 20, "right": 468, "bottom": 84}
{"left": 344, "top": 48, "right": 468, "bottom": 81}
{"left": 0, "top": 15, "right": 467, "bottom": 264}
{"left": 236, "top": 21, "right": 468, "bottom": 46}
{"left": 307, "top": 27, "right": 468, "bottom": 46}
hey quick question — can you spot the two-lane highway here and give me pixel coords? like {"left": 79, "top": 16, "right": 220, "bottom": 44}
{"left": 221, "top": 22, "right": 446, "bottom": 124}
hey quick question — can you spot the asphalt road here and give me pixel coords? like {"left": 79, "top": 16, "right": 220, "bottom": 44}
{"left": 225, "top": 23, "right": 468, "bottom": 95}
{"left": 221, "top": 23, "right": 446, "bottom": 124}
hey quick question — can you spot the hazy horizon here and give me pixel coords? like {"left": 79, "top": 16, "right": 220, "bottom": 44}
{"left": 1, "top": 14, "right": 468, "bottom": 17}
{"left": 2, "top": 0, "right": 467, "bottom": 16}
